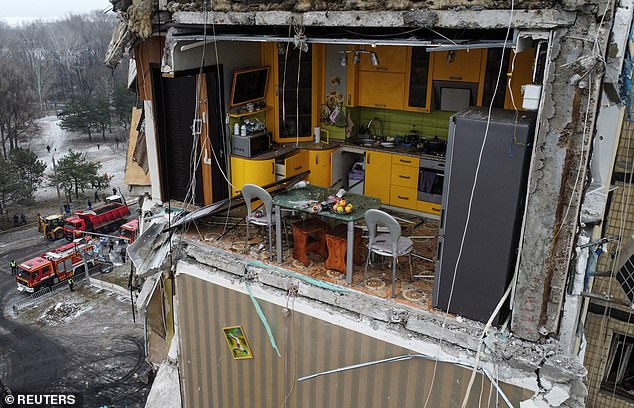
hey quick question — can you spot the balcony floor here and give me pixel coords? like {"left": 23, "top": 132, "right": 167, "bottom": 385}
{"left": 181, "top": 209, "right": 439, "bottom": 312}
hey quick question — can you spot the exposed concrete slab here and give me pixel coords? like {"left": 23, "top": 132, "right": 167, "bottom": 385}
{"left": 172, "top": 9, "right": 576, "bottom": 29}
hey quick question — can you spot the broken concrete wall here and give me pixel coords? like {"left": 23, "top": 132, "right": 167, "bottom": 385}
{"left": 163, "top": 0, "right": 565, "bottom": 13}
{"left": 512, "top": 6, "right": 616, "bottom": 341}
{"left": 177, "top": 236, "right": 588, "bottom": 407}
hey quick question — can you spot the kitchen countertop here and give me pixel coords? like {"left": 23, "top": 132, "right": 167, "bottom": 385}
{"left": 231, "top": 140, "right": 445, "bottom": 162}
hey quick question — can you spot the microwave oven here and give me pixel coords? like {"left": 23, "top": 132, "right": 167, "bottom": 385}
{"left": 231, "top": 131, "right": 271, "bottom": 158}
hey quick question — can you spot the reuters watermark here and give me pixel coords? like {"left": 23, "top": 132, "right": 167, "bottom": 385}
{"left": 3, "top": 393, "right": 81, "bottom": 407}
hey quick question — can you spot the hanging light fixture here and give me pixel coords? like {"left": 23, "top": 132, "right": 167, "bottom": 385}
{"left": 352, "top": 51, "right": 360, "bottom": 64}
{"left": 370, "top": 52, "right": 379, "bottom": 66}
{"left": 339, "top": 51, "right": 347, "bottom": 66}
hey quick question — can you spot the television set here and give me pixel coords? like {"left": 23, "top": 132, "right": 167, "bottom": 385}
{"left": 230, "top": 66, "right": 270, "bottom": 107}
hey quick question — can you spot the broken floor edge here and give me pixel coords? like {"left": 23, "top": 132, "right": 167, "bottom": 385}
{"left": 175, "top": 235, "right": 588, "bottom": 402}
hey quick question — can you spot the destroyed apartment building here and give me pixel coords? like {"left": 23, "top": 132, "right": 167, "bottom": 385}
{"left": 106, "top": 0, "right": 634, "bottom": 406}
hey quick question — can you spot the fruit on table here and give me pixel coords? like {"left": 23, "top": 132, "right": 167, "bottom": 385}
{"left": 333, "top": 199, "right": 353, "bottom": 214}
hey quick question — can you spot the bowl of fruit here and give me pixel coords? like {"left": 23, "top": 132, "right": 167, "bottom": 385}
{"left": 331, "top": 198, "right": 354, "bottom": 215}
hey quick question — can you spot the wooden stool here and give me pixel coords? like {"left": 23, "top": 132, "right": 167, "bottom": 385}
{"left": 292, "top": 218, "right": 328, "bottom": 266}
{"left": 325, "top": 225, "right": 363, "bottom": 273}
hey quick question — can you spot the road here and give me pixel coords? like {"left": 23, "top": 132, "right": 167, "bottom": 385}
{"left": 0, "top": 222, "right": 150, "bottom": 407}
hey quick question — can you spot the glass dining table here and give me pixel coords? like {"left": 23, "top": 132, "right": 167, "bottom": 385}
{"left": 272, "top": 184, "right": 381, "bottom": 283}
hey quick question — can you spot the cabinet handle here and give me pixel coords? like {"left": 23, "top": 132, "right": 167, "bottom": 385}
{"left": 294, "top": 166, "right": 302, "bottom": 171}
{"left": 316, "top": 153, "right": 319, "bottom": 165}
{"left": 399, "top": 159, "right": 412, "bottom": 163}
{"left": 272, "top": 163, "right": 275, "bottom": 174}
{"left": 449, "top": 76, "right": 463, "bottom": 80}
{"left": 376, "top": 67, "right": 388, "bottom": 71}
{"left": 347, "top": 94, "right": 351, "bottom": 105}
{"left": 397, "top": 195, "right": 410, "bottom": 200}
{"left": 432, "top": 206, "right": 441, "bottom": 212}
{"left": 375, "top": 104, "right": 386, "bottom": 108}
{"left": 367, "top": 153, "right": 371, "bottom": 164}
{"left": 438, "top": 163, "right": 444, "bottom": 168}
{"left": 398, "top": 175, "right": 411, "bottom": 179}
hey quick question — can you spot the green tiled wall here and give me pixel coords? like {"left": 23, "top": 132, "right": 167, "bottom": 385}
{"left": 323, "top": 107, "right": 454, "bottom": 140}
{"left": 357, "top": 107, "right": 454, "bottom": 139}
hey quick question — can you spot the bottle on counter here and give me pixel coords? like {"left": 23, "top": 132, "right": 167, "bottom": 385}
{"left": 234, "top": 123, "right": 240, "bottom": 136}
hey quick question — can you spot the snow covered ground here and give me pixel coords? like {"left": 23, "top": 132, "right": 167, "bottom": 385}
{"left": 4, "top": 115, "right": 129, "bottom": 222}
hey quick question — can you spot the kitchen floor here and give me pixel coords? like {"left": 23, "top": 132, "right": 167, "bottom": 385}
{"left": 182, "top": 208, "right": 439, "bottom": 312}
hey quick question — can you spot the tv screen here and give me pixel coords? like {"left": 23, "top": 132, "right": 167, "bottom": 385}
{"left": 230, "top": 67, "right": 270, "bottom": 107}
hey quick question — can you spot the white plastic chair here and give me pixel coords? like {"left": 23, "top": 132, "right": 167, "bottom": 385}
{"left": 242, "top": 184, "right": 275, "bottom": 260}
{"left": 363, "top": 209, "right": 414, "bottom": 297}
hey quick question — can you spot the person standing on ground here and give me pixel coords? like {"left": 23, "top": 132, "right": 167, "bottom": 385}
{"left": 112, "top": 187, "right": 117, "bottom": 196}
{"left": 94, "top": 191, "right": 99, "bottom": 202}
{"left": 87, "top": 199, "right": 92, "bottom": 210}
{"left": 46, "top": 145, "right": 51, "bottom": 153}
{"left": 20, "top": 213, "right": 25, "bottom": 225}
{"left": 68, "top": 278, "right": 74, "bottom": 292}
{"left": 10, "top": 260, "right": 16, "bottom": 276}
{"left": 13, "top": 215, "right": 18, "bottom": 227}
{"left": 115, "top": 137, "right": 119, "bottom": 148}
{"left": 97, "top": 143, "right": 100, "bottom": 150}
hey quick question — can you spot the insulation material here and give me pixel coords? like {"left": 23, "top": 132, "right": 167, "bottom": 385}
{"left": 125, "top": 107, "right": 151, "bottom": 186}
{"left": 104, "top": 20, "right": 133, "bottom": 69}
{"left": 128, "top": 0, "right": 154, "bottom": 39}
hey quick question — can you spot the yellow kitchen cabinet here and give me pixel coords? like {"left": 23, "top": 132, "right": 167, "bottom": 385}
{"left": 230, "top": 156, "right": 275, "bottom": 196}
{"left": 283, "top": 150, "right": 309, "bottom": 178}
{"left": 307, "top": 149, "right": 334, "bottom": 187}
{"left": 365, "top": 151, "right": 392, "bottom": 204}
{"left": 417, "top": 200, "right": 441, "bottom": 215}
{"left": 390, "top": 185, "right": 418, "bottom": 210}
{"left": 359, "top": 45, "right": 407, "bottom": 73}
{"left": 504, "top": 49, "right": 535, "bottom": 110}
{"left": 391, "top": 154, "right": 419, "bottom": 168}
{"left": 358, "top": 71, "right": 405, "bottom": 110}
{"left": 432, "top": 49, "right": 484, "bottom": 83}
{"left": 391, "top": 164, "right": 419, "bottom": 189}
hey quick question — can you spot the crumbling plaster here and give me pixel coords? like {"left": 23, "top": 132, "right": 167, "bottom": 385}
{"left": 176, "top": 235, "right": 588, "bottom": 407}
{"left": 170, "top": 9, "right": 576, "bottom": 29}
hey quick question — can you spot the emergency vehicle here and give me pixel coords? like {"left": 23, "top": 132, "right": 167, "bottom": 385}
{"left": 118, "top": 218, "right": 139, "bottom": 243}
{"left": 16, "top": 238, "right": 95, "bottom": 293}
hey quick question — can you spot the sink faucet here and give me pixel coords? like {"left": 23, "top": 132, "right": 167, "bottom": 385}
{"left": 366, "top": 118, "right": 384, "bottom": 140}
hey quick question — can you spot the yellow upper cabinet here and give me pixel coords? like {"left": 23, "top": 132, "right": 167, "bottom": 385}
{"left": 432, "top": 49, "right": 484, "bottom": 83}
{"left": 504, "top": 49, "right": 535, "bottom": 110}
{"left": 364, "top": 151, "right": 392, "bottom": 204}
{"left": 307, "top": 149, "right": 334, "bottom": 187}
{"left": 359, "top": 46, "right": 407, "bottom": 73}
{"left": 358, "top": 71, "right": 405, "bottom": 110}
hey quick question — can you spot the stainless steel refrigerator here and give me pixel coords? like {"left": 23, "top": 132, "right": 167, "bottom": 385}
{"left": 433, "top": 107, "right": 536, "bottom": 325}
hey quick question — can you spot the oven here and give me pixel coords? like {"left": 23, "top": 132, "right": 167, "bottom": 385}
{"left": 418, "top": 158, "right": 445, "bottom": 204}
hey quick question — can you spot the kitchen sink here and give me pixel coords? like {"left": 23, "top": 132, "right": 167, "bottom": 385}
{"left": 349, "top": 137, "right": 378, "bottom": 146}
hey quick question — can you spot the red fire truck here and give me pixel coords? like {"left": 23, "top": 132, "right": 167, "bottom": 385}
{"left": 16, "top": 238, "right": 95, "bottom": 293}
{"left": 64, "top": 196, "right": 130, "bottom": 240}
{"left": 118, "top": 218, "right": 139, "bottom": 243}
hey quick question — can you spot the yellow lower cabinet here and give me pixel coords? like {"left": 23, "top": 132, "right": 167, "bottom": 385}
{"left": 231, "top": 157, "right": 275, "bottom": 195}
{"left": 365, "top": 151, "right": 392, "bottom": 204}
{"left": 230, "top": 156, "right": 245, "bottom": 196}
{"left": 390, "top": 185, "right": 417, "bottom": 210}
{"left": 307, "top": 149, "right": 333, "bottom": 187}
{"left": 284, "top": 150, "right": 309, "bottom": 178}
{"left": 390, "top": 164, "right": 419, "bottom": 189}
{"left": 417, "top": 200, "right": 441, "bottom": 215}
